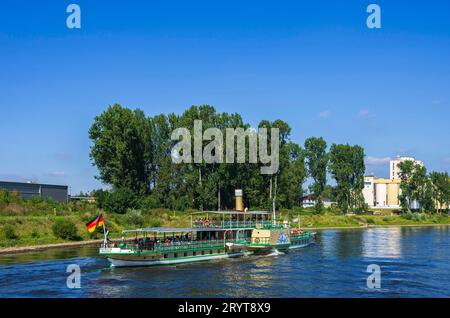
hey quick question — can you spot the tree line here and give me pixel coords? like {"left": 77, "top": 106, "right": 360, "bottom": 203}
{"left": 88, "top": 104, "right": 368, "bottom": 213}
{"left": 398, "top": 161, "right": 450, "bottom": 213}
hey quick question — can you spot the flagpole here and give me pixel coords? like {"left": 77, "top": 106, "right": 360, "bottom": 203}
{"left": 101, "top": 214, "right": 107, "bottom": 246}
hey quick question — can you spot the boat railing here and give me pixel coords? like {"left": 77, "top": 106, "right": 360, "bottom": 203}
{"left": 191, "top": 220, "right": 273, "bottom": 229}
{"left": 291, "top": 231, "right": 312, "bottom": 240}
{"left": 114, "top": 239, "right": 245, "bottom": 253}
{"left": 250, "top": 237, "right": 271, "bottom": 245}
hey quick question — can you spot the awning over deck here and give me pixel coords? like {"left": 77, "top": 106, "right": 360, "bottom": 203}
{"left": 122, "top": 227, "right": 234, "bottom": 234}
{"left": 190, "top": 210, "right": 272, "bottom": 215}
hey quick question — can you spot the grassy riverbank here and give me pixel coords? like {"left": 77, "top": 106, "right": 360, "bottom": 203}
{"left": 1, "top": 189, "right": 449, "bottom": 250}
{"left": 1, "top": 205, "right": 450, "bottom": 250}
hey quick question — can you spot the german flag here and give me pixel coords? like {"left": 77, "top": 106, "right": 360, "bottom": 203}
{"left": 86, "top": 214, "right": 104, "bottom": 233}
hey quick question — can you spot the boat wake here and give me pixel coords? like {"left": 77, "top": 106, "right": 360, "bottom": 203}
{"left": 266, "top": 249, "right": 285, "bottom": 257}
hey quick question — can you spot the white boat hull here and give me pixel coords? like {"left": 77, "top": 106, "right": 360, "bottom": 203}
{"left": 107, "top": 251, "right": 252, "bottom": 267}
{"left": 288, "top": 241, "right": 315, "bottom": 249}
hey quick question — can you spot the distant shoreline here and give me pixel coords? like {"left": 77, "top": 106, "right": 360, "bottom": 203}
{"left": 310, "top": 223, "right": 450, "bottom": 230}
{"left": 1, "top": 223, "right": 449, "bottom": 256}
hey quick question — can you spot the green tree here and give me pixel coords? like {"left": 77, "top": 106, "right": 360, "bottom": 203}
{"left": 322, "top": 185, "right": 338, "bottom": 202}
{"left": 88, "top": 104, "right": 324, "bottom": 212}
{"left": 103, "top": 188, "right": 137, "bottom": 214}
{"left": 304, "top": 137, "right": 328, "bottom": 212}
{"left": 410, "top": 165, "right": 434, "bottom": 213}
{"left": 430, "top": 171, "right": 450, "bottom": 213}
{"left": 397, "top": 160, "right": 416, "bottom": 212}
{"left": 278, "top": 142, "right": 307, "bottom": 208}
{"left": 89, "top": 104, "right": 152, "bottom": 195}
{"left": 328, "top": 144, "right": 365, "bottom": 213}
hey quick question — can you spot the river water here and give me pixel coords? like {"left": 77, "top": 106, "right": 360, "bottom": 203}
{"left": 1, "top": 227, "right": 449, "bottom": 298}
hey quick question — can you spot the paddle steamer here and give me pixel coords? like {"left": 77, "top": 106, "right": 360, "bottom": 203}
{"left": 99, "top": 191, "right": 316, "bottom": 267}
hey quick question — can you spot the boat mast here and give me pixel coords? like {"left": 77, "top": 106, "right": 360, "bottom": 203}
{"left": 272, "top": 197, "right": 276, "bottom": 226}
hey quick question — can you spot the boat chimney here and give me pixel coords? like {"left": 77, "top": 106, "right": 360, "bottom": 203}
{"left": 235, "top": 189, "right": 244, "bottom": 211}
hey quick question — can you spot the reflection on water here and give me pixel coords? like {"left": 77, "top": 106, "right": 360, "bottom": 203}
{"left": 362, "top": 228, "right": 402, "bottom": 259}
{"left": 1, "top": 226, "right": 450, "bottom": 298}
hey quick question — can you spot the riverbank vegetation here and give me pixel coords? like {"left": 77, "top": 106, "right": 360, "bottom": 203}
{"left": 1, "top": 188, "right": 450, "bottom": 249}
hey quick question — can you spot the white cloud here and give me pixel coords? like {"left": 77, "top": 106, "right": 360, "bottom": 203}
{"left": 47, "top": 171, "right": 66, "bottom": 178}
{"left": 358, "top": 109, "right": 376, "bottom": 118}
{"left": 319, "top": 110, "right": 331, "bottom": 118}
{"left": 432, "top": 100, "right": 442, "bottom": 106}
{"left": 366, "top": 156, "right": 392, "bottom": 166}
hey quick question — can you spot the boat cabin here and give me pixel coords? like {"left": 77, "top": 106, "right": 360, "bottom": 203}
{"left": 190, "top": 210, "right": 275, "bottom": 229}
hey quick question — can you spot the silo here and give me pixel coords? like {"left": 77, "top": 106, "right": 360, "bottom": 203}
{"left": 387, "top": 183, "right": 399, "bottom": 206}
{"left": 375, "top": 183, "right": 387, "bottom": 207}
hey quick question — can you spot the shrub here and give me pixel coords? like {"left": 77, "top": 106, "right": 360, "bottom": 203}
{"left": 0, "top": 189, "right": 23, "bottom": 208}
{"left": 52, "top": 219, "right": 79, "bottom": 240}
{"left": 412, "top": 213, "right": 425, "bottom": 222}
{"left": 402, "top": 212, "right": 413, "bottom": 220}
{"left": 123, "top": 209, "right": 145, "bottom": 227}
{"left": 366, "top": 217, "right": 375, "bottom": 224}
{"left": 148, "top": 218, "right": 163, "bottom": 227}
{"left": 3, "top": 225, "right": 19, "bottom": 240}
{"left": 30, "top": 195, "right": 45, "bottom": 205}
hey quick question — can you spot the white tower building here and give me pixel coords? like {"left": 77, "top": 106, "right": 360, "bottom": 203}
{"left": 390, "top": 156, "right": 423, "bottom": 180}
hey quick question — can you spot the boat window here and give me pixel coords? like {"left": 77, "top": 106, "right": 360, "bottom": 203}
{"left": 174, "top": 253, "right": 178, "bottom": 258}
{"left": 164, "top": 253, "right": 168, "bottom": 258}
{"left": 184, "top": 252, "right": 187, "bottom": 257}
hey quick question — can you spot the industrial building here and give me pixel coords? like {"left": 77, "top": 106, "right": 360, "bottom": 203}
{"left": 363, "top": 176, "right": 401, "bottom": 208}
{"left": 363, "top": 156, "right": 423, "bottom": 209}
{"left": 0, "top": 180, "right": 68, "bottom": 203}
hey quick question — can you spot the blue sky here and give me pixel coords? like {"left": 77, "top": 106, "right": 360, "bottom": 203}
{"left": 0, "top": 0, "right": 449, "bottom": 194}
